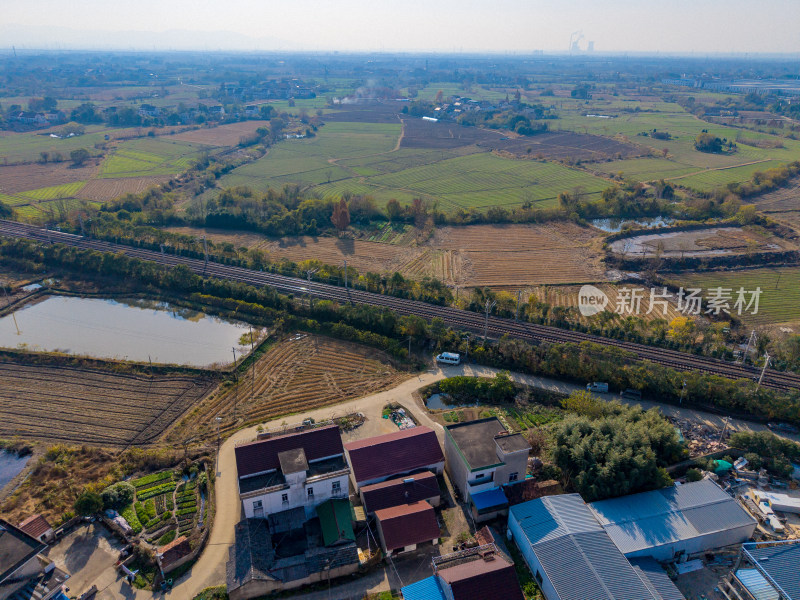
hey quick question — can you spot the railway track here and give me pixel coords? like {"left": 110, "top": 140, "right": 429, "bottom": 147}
{"left": 2, "top": 219, "right": 799, "bottom": 392}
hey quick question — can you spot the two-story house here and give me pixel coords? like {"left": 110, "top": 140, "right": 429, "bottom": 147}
{"left": 344, "top": 426, "right": 444, "bottom": 493}
{"left": 235, "top": 424, "right": 350, "bottom": 519}
{"left": 444, "top": 417, "right": 530, "bottom": 504}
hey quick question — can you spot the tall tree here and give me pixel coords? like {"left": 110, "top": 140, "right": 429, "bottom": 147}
{"left": 330, "top": 198, "right": 350, "bottom": 236}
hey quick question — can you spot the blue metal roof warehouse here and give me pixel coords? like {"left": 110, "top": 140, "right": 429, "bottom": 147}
{"left": 588, "top": 480, "right": 756, "bottom": 561}
{"left": 737, "top": 541, "right": 800, "bottom": 600}
{"left": 508, "top": 494, "right": 685, "bottom": 600}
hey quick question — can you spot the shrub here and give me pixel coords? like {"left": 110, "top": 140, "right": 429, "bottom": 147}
{"left": 685, "top": 468, "right": 703, "bottom": 482}
{"left": 101, "top": 481, "right": 136, "bottom": 509}
{"left": 74, "top": 489, "right": 103, "bottom": 516}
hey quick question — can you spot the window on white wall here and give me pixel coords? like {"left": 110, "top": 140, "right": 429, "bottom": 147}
{"left": 253, "top": 500, "right": 263, "bottom": 508}
{"left": 307, "top": 487, "right": 314, "bottom": 498}
{"left": 281, "top": 493, "right": 288, "bottom": 503}
{"left": 509, "top": 472, "right": 519, "bottom": 482}
{"left": 332, "top": 481, "right": 341, "bottom": 494}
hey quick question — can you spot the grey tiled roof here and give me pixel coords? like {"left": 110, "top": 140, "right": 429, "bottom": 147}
{"left": 588, "top": 480, "right": 755, "bottom": 555}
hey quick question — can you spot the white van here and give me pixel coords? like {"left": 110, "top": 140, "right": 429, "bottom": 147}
{"left": 586, "top": 382, "right": 609, "bottom": 393}
{"left": 436, "top": 352, "right": 461, "bottom": 366}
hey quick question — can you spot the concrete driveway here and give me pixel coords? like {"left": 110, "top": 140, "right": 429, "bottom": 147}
{"left": 44, "top": 522, "right": 126, "bottom": 599}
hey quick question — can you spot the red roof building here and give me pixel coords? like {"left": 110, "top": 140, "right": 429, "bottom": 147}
{"left": 360, "top": 471, "right": 441, "bottom": 515}
{"left": 374, "top": 501, "right": 440, "bottom": 556}
{"left": 344, "top": 427, "right": 444, "bottom": 490}
{"left": 438, "top": 554, "right": 524, "bottom": 600}
{"left": 235, "top": 425, "right": 344, "bottom": 478}
{"left": 18, "top": 515, "right": 54, "bottom": 544}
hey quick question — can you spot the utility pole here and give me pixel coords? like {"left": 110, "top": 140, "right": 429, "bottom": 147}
{"left": 202, "top": 236, "right": 209, "bottom": 276}
{"left": 406, "top": 336, "right": 412, "bottom": 357}
{"left": 679, "top": 380, "right": 687, "bottom": 405}
{"left": 249, "top": 326, "right": 255, "bottom": 395}
{"left": 515, "top": 290, "right": 522, "bottom": 321}
{"left": 78, "top": 214, "right": 86, "bottom": 237}
{"left": 160, "top": 243, "right": 165, "bottom": 255}
{"left": 232, "top": 347, "right": 239, "bottom": 421}
{"left": 756, "top": 352, "right": 770, "bottom": 392}
{"left": 483, "top": 299, "right": 496, "bottom": 342}
{"left": 740, "top": 330, "right": 756, "bottom": 364}
{"left": 305, "top": 268, "right": 319, "bottom": 308}
{"left": 216, "top": 416, "right": 222, "bottom": 453}
{"left": 343, "top": 260, "right": 348, "bottom": 290}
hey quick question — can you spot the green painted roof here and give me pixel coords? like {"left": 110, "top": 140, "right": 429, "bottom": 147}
{"left": 316, "top": 499, "right": 355, "bottom": 547}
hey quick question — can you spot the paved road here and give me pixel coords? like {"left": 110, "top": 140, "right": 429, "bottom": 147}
{"left": 107, "top": 364, "right": 793, "bottom": 600}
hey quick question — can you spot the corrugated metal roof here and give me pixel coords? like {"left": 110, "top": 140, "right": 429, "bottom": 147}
{"left": 510, "top": 493, "right": 602, "bottom": 545}
{"left": 736, "top": 569, "right": 781, "bottom": 600}
{"left": 510, "top": 495, "right": 663, "bottom": 600}
{"left": 745, "top": 541, "right": 800, "bottom": 600}
{"left": 588, "top": 481, "right": 755, "bottom": 555}
{"left": 401, "top": 576, "right": 447, "bottom": 600}
{"left": 630, "top": 557, "right": 686, "bottom": 600}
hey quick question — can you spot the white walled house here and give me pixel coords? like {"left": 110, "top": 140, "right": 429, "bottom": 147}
{"left": 235, "top": 425, "right": 350, "bottom": 519}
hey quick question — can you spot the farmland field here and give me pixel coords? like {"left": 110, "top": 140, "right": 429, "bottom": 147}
{"left": 0, "top": 362, "right": 216, "bottom": 446}
{"left": 168, "top": 221, "right": 607, "bottom": 288}
{"left": 99, "top": 137, "right": 205, "bottom": 178}
{"left": 423, "top": 223, "right": 607, "bottom": 287}
{"left": 671, "top": 267, "right": 800, "bottom": 327}
{"left": 0, "top": 161, "right": 98, "bottom": 193}
{"left": 168, "top": 335, "right": 408, "bottom": 441}
{"left": 212, "top": 108, "right": 614, "bottom": 211}
{"left": 77, "top": 176, "right": 171, "bottom": 201}
{"left": 164, "top": 121, "right": 272, "bottom": 146}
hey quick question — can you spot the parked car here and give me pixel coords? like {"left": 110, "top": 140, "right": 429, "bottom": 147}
{"left": 435, "top": 352, "right": 461, "bottom": 366}
{"left": 586, "top": 382, "right": 609, "bottom": 393}
{"left": 620, "top": 388, "right": 642, "bottom": 400}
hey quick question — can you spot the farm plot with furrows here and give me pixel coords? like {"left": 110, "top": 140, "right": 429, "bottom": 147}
{"left": 99, "top": 138, "right": 204, "bottom": 179}
{"left": 18, "top": 181, "right": 86, "bottom": 201}
{"left": 0, "top": 162, "right": 98, "bottom": 194}
{"left": 671, "top": 267, "right": 800, "bottom": 328}
{"left": 487, "top": 131, "right": 643, "bottom": 162}
{"left": 165, "top": 227, "right": 425, "bottom": 275}
{"left": 164, "top": 121, "right": 272, "bottom": 146}
{"left": 169, "top": 335, "right": 408, "bottom": 441}
{"left": 0, "top": 362, "right": 215, "bottom": 446}
{"left": 76, "top": 176, "right": 171, "bottom": 202}
{"left": 426, "top": 223, "right": 607, "bottom": 287}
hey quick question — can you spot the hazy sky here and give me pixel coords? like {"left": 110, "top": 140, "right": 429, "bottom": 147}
{"left": 4, "top": 0, "right": 800, "bottom": 54}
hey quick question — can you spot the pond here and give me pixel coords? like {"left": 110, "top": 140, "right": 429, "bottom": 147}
{"left": 0, "top": 451, "right": 30, "bottom": 491}
{"left": 0, "top": 296, "right": 254, "bottom": 367}
{"left": 590, "top": 216, "right": 674, "bottom": 233}
{"left": 425, "top": 393, "right": 479, "bottom": 411}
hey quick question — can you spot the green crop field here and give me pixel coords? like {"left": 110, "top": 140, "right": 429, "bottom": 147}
{"left": 0, "top": 129, "right": 109, "bottom": 164}
{"left": 19, "top": 181, "right": 86, "bottom": 200}
{"left": 555, "top": 102, "right": 800, "bottom": 190}
{"left": 98, "top": 137, "right": 204, "bottom": 178}
{"left": 672, "top": 267, "right": 800, "bottom": 326}
{"left": 215, "top": 119, "right": 610, "bottom": 211}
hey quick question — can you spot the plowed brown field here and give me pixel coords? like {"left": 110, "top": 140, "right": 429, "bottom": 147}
{"left": 0, "top": 162, "right": 98, "bottom": 194}
{"left": 169, "top": 335, "right": 407, "bottom": 441}
{"left": 0, "top": 362, "right": 215, "bottom": 446}
{"left": 165, "top": 121, "right": 272, "bottom": 146}
{"left": 77, "top": 176, "right": 170, "bottom": 201}
{"left": 428, "top": 223, "right": 606, "bottom": 287}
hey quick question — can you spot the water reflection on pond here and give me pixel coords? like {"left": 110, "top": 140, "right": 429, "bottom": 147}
{"left": 425, "top": 393, "right": 479, "bottom": 410}
{"left": 0, "top": 296, "right": 252, "bottom": 367}
{"left": 0, "top": 451, "right": 30, "bottom": 491}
